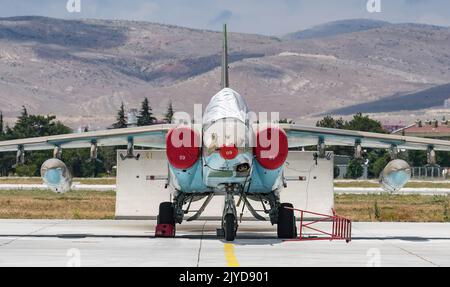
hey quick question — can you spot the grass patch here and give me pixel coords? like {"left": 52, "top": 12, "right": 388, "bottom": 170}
{"left": 0, "top": 189, "right": 449, "bottom": 222}
{"left": 335, "top": 193, "right": 450, "bottom": 222}
{"left": 0, "top": 189, "right": 115, "bottom": 219}
{"left": 0, "top": 177, "right": 116, "bottom": 185}
{"left": 334, "top": 181, "right": 450, "bottom": 189}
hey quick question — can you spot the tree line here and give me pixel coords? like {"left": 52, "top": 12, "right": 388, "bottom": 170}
{"left": 112, "top": 98, "right": 174, "bottom": 128}
{"left": 0, "top": 105, "right": 448, "bottom": 178}
{"left": 0, "top": 98, "right": 174, "bottom": 177}
{"left": 316, "top": 113, "right": 450, "bottom": 178}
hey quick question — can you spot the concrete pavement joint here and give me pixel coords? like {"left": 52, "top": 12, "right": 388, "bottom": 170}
{"left": 395, "top": 246, "right": 440, "bottom": 267}
{"left": 196, "top": 221, "right": 208, "bottom": 267}
{"left": 0, "top": 220, "right": 63, "bottom": 248}
{"left": 351, "top": 223, "right": 441, "bottom": 267}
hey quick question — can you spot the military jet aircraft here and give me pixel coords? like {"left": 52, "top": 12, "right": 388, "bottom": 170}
{"left": 1, "top": 25, "right": 450, "bottom": 241}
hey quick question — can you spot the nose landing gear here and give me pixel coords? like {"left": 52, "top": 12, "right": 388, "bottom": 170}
{"left": 224, "top": 214, "right": 237, "bottom": 241}
{"left": 219, "top": 192, "right": 238, "bottom": 241}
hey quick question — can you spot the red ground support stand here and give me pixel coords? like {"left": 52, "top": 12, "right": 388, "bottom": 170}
{"left": 285, "top": 207, "right": 352, "bottom": 243}
{"left": 155, "top": 224, "right": 176, "bottom": 238}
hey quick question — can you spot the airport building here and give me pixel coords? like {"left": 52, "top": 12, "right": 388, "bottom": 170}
{"left": 392, "top": 119, "right": 450, "bottom": 180}
{"left": 392, "top": 118, "right": 450, "bottom": 140}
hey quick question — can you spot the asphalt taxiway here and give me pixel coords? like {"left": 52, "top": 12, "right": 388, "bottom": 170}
{"left": 0, "top": 220, "right": 449, "bottom": 267}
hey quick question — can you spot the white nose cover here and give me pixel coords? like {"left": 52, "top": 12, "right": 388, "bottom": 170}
{"left": 203, "top": 119, "right": 249, "bottom": 150}
{"left": 203, "top": 88, "right": 250, "bottom": 128}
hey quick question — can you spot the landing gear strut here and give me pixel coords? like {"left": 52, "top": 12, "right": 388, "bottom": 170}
{"left": 221, "top": 192, "right": 238, "bottom": 241}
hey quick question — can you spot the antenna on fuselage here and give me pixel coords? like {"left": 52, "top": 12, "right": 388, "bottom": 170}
{"left": 221, "top": 24, "right": 229, "bottom": 89}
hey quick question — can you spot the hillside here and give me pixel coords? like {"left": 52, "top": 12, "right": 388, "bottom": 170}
{"left": 1, "top": 16, "right": 450, "bottom": 128}
{"left": 330, "top": 83, "right": 450, "bottom": 115}
{"left": 283, "top": 19, "right": 391, "bottom": 40}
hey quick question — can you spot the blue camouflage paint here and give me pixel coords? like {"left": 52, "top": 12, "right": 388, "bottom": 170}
{"left": 169, "top": 160, "right": 208, "bottom": 193}
{"left": 247, "top": 161, "right": 283, "bottom": 193}
{"left": 169, "top": 151, "right": 283, "bottom": 194}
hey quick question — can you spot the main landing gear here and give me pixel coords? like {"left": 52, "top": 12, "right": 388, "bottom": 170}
{"left": 155, "top": 195, "right": 296, "bottom": 241}
{"left": 277, "top": 203, "right": 297, "bottom": 239}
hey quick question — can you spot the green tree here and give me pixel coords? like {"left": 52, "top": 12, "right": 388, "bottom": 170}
{"left": 316, "top": 115, "right": 345, "bottom": 129}
{"left": 0, "top": 111, "right": 12, "bottom": 176}
{"left": 1, "top": 107, "right": 72, "bottom": 176}
{"left": 316, "top": 115, "right": 348, "bottom": 155}
{"left": 368, "top": 151, "right": 390, "bottom": 178}
{"left": 164, "top": 101, "right": 174, "bottom": 124}
{"left": 6, "top": 106, "right": 71, "bottom": 139}
{"left": 436, "top": 151, "right": 450, "bottom": 167}
{"left": 407, "top": 150, "right": 427, "bottom": 167}
{"left": 15, "top": 164, "right": 39, "bottom": 177}
{"left": 112, "top": 102, "right": 128, "bottom": 129}
{"left": 0, "top": 107, "right": 119, "bottom": 178}
{"left": 344, "top": 113, "right": 386, "bottom": 133}
{"left": 316, "top": 114, "right": 391, "bottom": 178}
{"left": 278, "top": 118, "right": 295, "bottom": 124}
{"left": 137, "top": 98, "right": 156, "bottom": 126}
{"left": 346, "top": 159, "right": 364, "bottom": 179}
{"left": 0, "top": 111, "right": 4, "bottom": 137}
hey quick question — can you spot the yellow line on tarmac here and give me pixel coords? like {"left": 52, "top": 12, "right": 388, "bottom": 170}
{"left": 224, "top": 243, "right": 240, "bottom": 267}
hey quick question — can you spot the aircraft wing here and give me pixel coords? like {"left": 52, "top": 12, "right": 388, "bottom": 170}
{"left": 280, "top": 124, "right": 450, "bottom": 151}
{"left": 0, "top": 124, "right": 176, "bottom": 152}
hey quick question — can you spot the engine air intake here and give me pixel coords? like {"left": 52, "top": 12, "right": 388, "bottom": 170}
{"left": 166, "top": 127, "right": 200, "bottom": 169}
{"left": 254, "top": 126, "right": 288, "bottom": 170}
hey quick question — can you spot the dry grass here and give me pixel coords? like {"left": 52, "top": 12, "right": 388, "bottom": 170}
{"left": 2, "top": 177, "right": 450, "bottom": 188}
{"left": 0, "top": 177, "right": 116, "bottom": 185}
{"left": 335, "top": 194, "right": 450, "bottom": 222}
{"left": 0, "top": 189, "right": 449, "bottom": 222}
{"left": 0, "top": 190, "right": 115, "bottom": 219}
{"left": 334, "top": 181, "right": 450, "bottom": 189}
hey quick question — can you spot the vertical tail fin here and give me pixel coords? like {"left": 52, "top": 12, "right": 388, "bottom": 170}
{"left": 221, "top": 24, "right": 229, "bottom": 89}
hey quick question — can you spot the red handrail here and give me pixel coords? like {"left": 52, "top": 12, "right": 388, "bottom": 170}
{"left": 284, "top": 207, "right": 352, "bottom": 243}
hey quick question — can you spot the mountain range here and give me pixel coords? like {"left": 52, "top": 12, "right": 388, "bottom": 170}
{"left": 1, "top": 16, "right": 449, "bottom": 129}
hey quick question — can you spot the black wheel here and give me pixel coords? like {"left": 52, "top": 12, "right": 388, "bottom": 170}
{"left": 224, "top": 214, "right": 236, "bottom": 241}
{"left": 158, "top": 202, "right": 175, "bottom": 225}
{"left": 277, "top": 203, "right": 296, "bottom": 239}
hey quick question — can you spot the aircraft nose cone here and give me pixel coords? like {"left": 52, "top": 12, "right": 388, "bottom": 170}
{"left": 220, "top": 145, "right": 238, "bottom": 160}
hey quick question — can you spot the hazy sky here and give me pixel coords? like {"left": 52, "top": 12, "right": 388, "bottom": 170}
{"left": 1, "top": 0, "right": 449, "bottom": 35}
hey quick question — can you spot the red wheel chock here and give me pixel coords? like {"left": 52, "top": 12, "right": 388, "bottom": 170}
{"left": 155, "top": 224, "right": 175, "bottom": 238}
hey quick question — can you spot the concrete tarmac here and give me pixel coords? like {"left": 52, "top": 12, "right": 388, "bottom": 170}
{"left": 0, "top": 220, "right": 449, "bottom": 267}
{"left": 3, "top": 184, "right": 450, "bottom": 195}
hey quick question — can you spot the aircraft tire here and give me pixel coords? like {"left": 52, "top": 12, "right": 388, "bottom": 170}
{"left": 224, "top": 214, "right": 236, "bottom": 241}
{"left": 159, "top": 202, "right": 175, "bottom": 225}
{"left": 277, "top": 203, "right": 296, "bottom": 239}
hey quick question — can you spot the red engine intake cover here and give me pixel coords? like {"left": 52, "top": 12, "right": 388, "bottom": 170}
{"left": 254, "top": 127, "right": 288, "bottom": 170}
{"left": 166, "top": 127, "right": 200, "bottom": 170}
{"left": 220, "top": 145, "right": 239, "bottom": 160}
